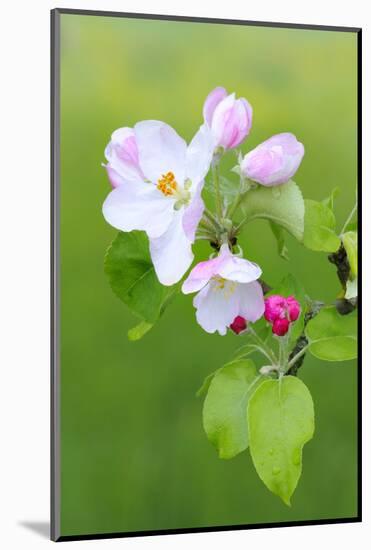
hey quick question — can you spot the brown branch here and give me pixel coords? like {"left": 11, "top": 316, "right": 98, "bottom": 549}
{"left": 328, "top": 244, "right": 357, "bottom": 315}
{"left": 286, "top": 300, "right": 324, "bottom": 377}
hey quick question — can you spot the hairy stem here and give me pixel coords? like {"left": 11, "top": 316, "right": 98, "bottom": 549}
{"left": 212, "top": 158, "right": 223, "bottom": 220}
{"left": 249, "top": 326, "right": 278, "bottom": 365}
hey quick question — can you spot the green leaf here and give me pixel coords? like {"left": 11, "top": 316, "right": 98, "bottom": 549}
{"left": 203, "top": 359, "right": 263, "bottom": 459}
{"left": 205, "top": 175, "right": 239, "bottom": 201}
{"left": 305, "top": 306, "right": 357, "bottom": 361}
{"left": 347, "top": 221, "right": 358, "bottom": 232}
{"left": 104, "top": 231, "right": 176, "bottom": 324}
{"left": 219, "top": 176, "right": 240, "bottom": 199}
{"left": 268, "top": 274, "right": 308, "bottom": 345}
{"left": 342, "top": 231, "right": 357, "bottom": 278}
{"left": 196, "top": 370, "right": 219, "bottom": 398}
{"left": 128, "top": 321, "right": 154, "bottom": 341}
{"left": 269, "top": 221, "right": 289, "bottom": 260}
{"left": 248, "top": 376, "right": 315, "bottom": 506}
{"left": 322, "top": 187, "right": 340, "bottom": 211}
{"left": 303, "top": 199, "right": 341, "bottom": 252}
{"left": 240, "top": 180, "right": 305, "bottom": 241}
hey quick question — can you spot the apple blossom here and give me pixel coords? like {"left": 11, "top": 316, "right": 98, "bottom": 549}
{"left": 203, "top": 86, "right": 253, "bottom": 150}
{"left": 102, "top": 121, "right": 215, "bottom": 286}
{"left": 240, "top": 133, "right": 304, "bottom": 186}
{"left": 182, "top": 244, "right": 265, "bottom": 335}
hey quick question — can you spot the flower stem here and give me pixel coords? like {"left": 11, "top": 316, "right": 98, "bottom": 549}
{"left": 203, "top": 208, "right": 221, "bottom": 230}
{"left": 212, "top": 157, "right": 223, "bottom": 220}
{"left": 196, "top": 234, "right": 215, "bottom": 241}
{"left": 232, "top": 216, "right": 250, "bottom": 237}
{"left": 228, "top": 193, "right": 243, "bottom": 220}
{"left": 249, "top": 326, "right": 278, "bottom": 365}
{"left": 199, "top": 218, "right": 216, "bottom": 234}
{"left": 228, "top": 177, "right": 251, "bottom": 220}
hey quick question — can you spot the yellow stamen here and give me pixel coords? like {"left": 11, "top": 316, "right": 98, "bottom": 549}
{"left": 214, "top": 276, "right": 226, "bottom": 290}
{"left": 213, "top": 276, "right": 237, "bottom": 296}
{"left": 157, "top": 171, "right": 178, "bottom": 196}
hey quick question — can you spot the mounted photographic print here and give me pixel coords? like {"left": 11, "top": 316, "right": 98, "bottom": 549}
{"left": 51, "top": 8, "right": 361, "bottom": 542}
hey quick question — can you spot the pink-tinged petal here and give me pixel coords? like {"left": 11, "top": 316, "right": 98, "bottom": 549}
{"left": 238, "top": 97, "right": 253, "bottom": 143}
{"left": 203, "top": 86, "right": 228, "bottom": 127}
{"left": 210, "top": 93, "right": 236, "bottom": 147}
{"left": 182, "top": 251, "right": 226, "bottom": 294}
{"left": 104, "top": 127, "right": 143, "bottom": 182}
{"left": 241, "top": 148, "right": 283, "bottom": 183}
{"left": 102, "top": 181, "right": 174, "bottom": 239}
{"left": 211, "top": 93, "right": 252, "bottom": 150}
{"left": 149, "top": 211, "right": 193, "bottom": 286}
{"left": 182, "top": 182, "right": 204, "bottom": 242}
{"left": 110, "top": 128, "right": 138, "bottom": 163}
{"left": 235, "top": 281, "right": 265, "bottom": 323}
{"left": 134, "top": 120, "right": 187, "bottom": 184}
{"left": 217, "top": 246, "right": 262, "bottom": 283}
{"left": 106, "top": 165, "right": 124, "bottom": 189}
{"left": 241, "top": 133, "right": 304, "bottom": 186}
{"left": 182, "top": 244, "right": 262, "bottom": 294}
{"left": 186, "top": 124, "right": 215, "bottom": 190}
{"left": 193, "top": 280, "right": 240, "bottom": 335}
{"left": 225, "top": 98, "right": 253, "bottom": 149}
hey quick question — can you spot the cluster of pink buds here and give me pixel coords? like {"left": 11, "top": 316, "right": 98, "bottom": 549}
{"left": 264, "top": 295, "right": 301, "bottom": 336}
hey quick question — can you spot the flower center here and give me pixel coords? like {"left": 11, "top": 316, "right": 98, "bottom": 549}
{"left": 214, "top": 276, "right": 226, "bottom": 289}
{"left": 157, "top": 171, "right": 178, "bottom": 196}
{"left": 157, "top": 172, "right": 192, "bottom": 209}
{"left": 213, "top": 276, "right": 237, "bottom": 295}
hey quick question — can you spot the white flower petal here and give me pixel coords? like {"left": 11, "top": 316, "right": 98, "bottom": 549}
{"left": 105, "top": 165, "right": 125, "bottom": 188}
{"left": 186, "top": 124, "right": 215, "bottom": 191}
{"left": 104, "top": 127, "right": 143, "bottom": 182}
{"left": 182, "top": 252, "right": 223, "bottom": 295}
{"left": 217, "top": 247, "right": 262, "bottom": 283}
{"left": 102, "top": 180, "right": 174, "bottom": 239}
{"left": 149, "top": 210, "right": 193, "bottom": 286}
{"left": 182, "top": 182, "right": 204, "bottom": 242}
{"left": 203, "top": 86, "right": 228, "bottom": 126}
{"left": 194, "top": 280, "right": 240, "bottom": 335}
{"left": 210, "top": 93, "right": 236, "bottom": 145}
{"left": 134, "top": 120, "right": 187, "bottom": 184}
{"left": 235, "top": 281, "right": 265, "bottom": 322}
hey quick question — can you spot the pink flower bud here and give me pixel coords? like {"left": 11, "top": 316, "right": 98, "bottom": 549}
{"left": 272, "top": 318, "right": 290, "bottom": 336}
{"left": 240, "top": 133, "right": 304, "bottom": 186}
{"left": 286, "top": 296, "right": 300, "bottom": 321}
{"left": 203, "top": 87, "right": 253, "bottom": 150}
{"left": 264, "top": 295, "right": 287, "bottom": 323}
{"left": 230, "top": 315, "right": 248, "bottom": 334}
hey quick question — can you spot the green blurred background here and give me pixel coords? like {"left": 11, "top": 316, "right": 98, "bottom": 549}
{"left": 59, "top": 13, "right": 358, "bottom": 537}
